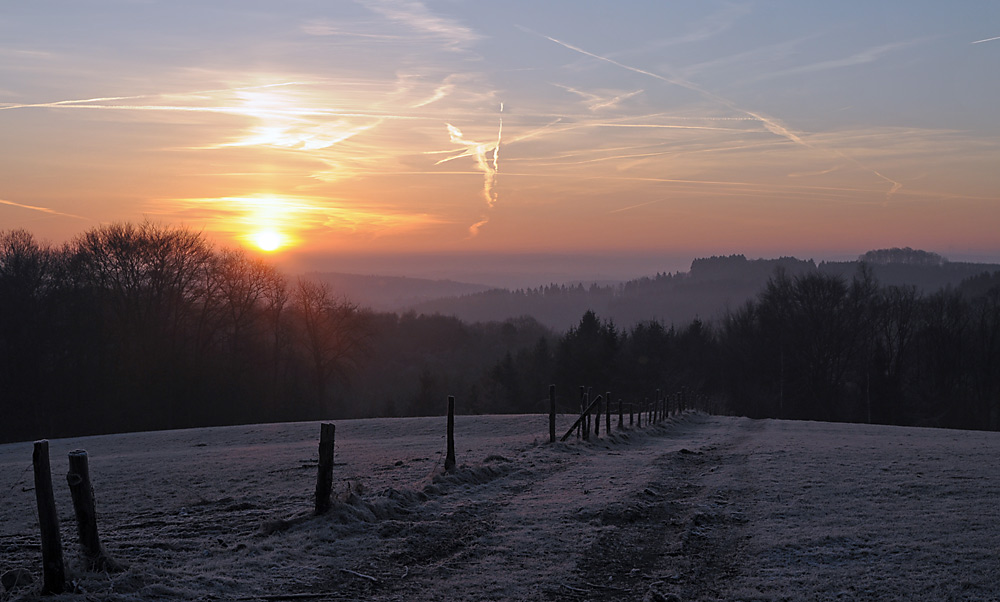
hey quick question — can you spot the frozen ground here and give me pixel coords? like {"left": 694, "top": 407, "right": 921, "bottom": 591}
{"left": 1, "top": 413, "right": 999, "bottom": 601}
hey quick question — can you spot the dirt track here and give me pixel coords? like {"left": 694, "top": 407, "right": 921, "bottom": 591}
{"left": 2, "top": 414, "right": 999, "bottom": 601}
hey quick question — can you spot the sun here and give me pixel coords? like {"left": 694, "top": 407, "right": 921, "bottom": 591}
{"left": 253, "top": 230, "right": 284, "bottom": 252}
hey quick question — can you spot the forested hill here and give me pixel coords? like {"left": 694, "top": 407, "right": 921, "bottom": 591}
{"left": 407, "top": 250, "right": 1000, "bottom": 332}
{"left": 305, "top": 272, "right": 491, "bottom": 311}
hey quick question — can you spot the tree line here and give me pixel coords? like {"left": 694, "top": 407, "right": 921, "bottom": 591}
{"left": 720, "top": 267, "right": 1000, "bottom": 429}
{"left": 489, "top": 265, "right": 1000, "bottom": 431}
{"left": 3, "top": 222, "right": 999, "bottom": 443}
{"left": 0, "top": 223, "right": 371, "bottom": 443}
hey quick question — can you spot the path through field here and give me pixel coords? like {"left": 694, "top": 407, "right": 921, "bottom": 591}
{"left": 1, "top": 414, "right": 999, "bottom": 601}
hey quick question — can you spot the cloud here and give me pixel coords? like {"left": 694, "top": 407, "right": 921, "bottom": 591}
{"left": 411, "top": 75, "right": 461, "bottom": 108}
{"left": 531, "top": 30, "right": 905, "bottom": 201}
{"left": 299, "top": 20, "right": 406, "bottom": 40}
{"left": 751, "top": 39, "right": 926, "bottom": 82}
{"left": 155, "top": 194, "right": 443, "bottom": 243}
{"left": 554, "top": 84, "right": 644, "bottom": 111}
{"left": 971, "top": 35, "right": 1000, "bottom": 44}
{"left": 359, "top": 0, "right": 480, "bottom": 50}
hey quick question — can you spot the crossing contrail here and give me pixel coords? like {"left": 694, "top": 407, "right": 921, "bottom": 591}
{"left": 528, "top": 27, "right": 904, "bottom": 201}
{"left": 436, "top": 103, "right": 504, "bottom": 236}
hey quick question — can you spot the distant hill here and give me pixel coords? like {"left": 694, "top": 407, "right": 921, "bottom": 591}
{"left": 304, "top": 272, "right": 492, "bottom": 312}
{"left": 407, "top": 251, "right": 1000, "bottom": 332}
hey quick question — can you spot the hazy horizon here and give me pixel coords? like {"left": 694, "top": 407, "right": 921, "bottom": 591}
{"left": 282, "top": 247, "right": 1000, "bottom": 290}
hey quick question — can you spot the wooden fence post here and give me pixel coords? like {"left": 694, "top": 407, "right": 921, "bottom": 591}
{"left": 629, "top": 402, "right": 634, "bottom": 426}
{"left": 637, "top": 400, "right": 642, "bottom": 427}
{"left": 594, "top": 395, "right": 601, "bottom": 437}
{"left": 559, "top": 395, "right": 603, "bottom": 442}
{"left": 445, "top": 395, "right": 456, "bottom": 471}
{"left": 577, "top": 386, "right": 585, "bottom": 439}
{"left": 618, "top": 398, "right": 624, "bottom": 430}
{"left": 66, "top": 450, "right": 121, "bottom": 572}
{"left": 605, "top": 391, "right": 612, "bottom": 434}
{"left": 549, "top": 385, "right": 556, "bottom": 444}
{"left": 33, "top": 441, "right": 64, "bottom": 594}
{"left": 315, "top": 423, "right": 335, "bottom": 515}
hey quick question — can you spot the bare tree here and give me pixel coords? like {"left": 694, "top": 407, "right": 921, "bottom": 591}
{"left": 293, "top": 278, "right": 371, "bottom": 416}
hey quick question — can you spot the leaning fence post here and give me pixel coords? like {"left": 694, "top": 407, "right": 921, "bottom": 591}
{"left": 559, "top": 395, "right": 603, "bottom": 442}
{"left": 549, "top": 385, "right": 556, "bottom": 444}
{"left": 66, "top": 450, "right": 121, "bottom": 572}
{"left": 577, "top": 387, "right": 585, "bottom": 439}
{"left": 33, "top": 441, "right": 64, "bottom": 594}
{"left": 445, "top": 395, "right": 457, "bottom": 471}
{"left": 618, "top": 398, "right": 624, "bottom": 430}
{"left": 315, "top": 423, "right": 336, "bottom": 515}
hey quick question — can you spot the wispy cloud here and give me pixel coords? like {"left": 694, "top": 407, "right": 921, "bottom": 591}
{"left": 531, "top": 29, "right": 905, "bottom": 201}
{"left": 623, "top": 3, "right": 752, "bottom": 54}
{"left": 411, "top": 74, "right": 460, "bottom": 108}
{"left": 156, "top": 194, "right": 443, "bottom": 245}
{"left": 554, "top": 84, "right": 643, "bottom": 111}
{"left": 359, "top": 0, "right": 480, "bottom": 50}
{"left": 752, "top": 39, "right": 926, "bottom": 82}
{"left": 299, "top": 20, "right": 407, "bottom": 40}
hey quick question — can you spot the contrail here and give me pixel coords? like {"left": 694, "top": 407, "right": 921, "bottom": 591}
{"left": 972, "top": 35, "right": 1000, "bottom": 44}
{"left": 0, "top": 198, "right": 89, "bottom": 220}
{"left": 436, "top": 103, "right": 504, "bottom": 236}
{"left": 530, "top": 28, "right": 904, "bottom": 200}
{"left": 493, "top": 102, "right": 503, "bottom": 174}
{"left": 0, "top": 82, "right": 309, "bottom": 112}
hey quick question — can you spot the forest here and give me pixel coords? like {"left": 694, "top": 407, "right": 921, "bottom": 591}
{"left": 2, "top": 223, "right": 999, "bottom": 443}
{"left": 409, "top": 252, "right": 1000, "bottom": 331}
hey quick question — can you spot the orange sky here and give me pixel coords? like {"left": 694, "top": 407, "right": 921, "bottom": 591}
{"left": 1, "top": 2, "right": 998, "bottom": 277}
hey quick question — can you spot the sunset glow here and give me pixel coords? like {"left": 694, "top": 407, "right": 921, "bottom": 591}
{"left": 253, "top": 230, "right": 285, "bottom": 252}
{"left": 0, "top": 2, "right": 997, "bottom": 277}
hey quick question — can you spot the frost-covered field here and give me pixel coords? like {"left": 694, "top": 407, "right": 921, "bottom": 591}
{"left": 1, "top": 414, "right": 999, "bottom": 601}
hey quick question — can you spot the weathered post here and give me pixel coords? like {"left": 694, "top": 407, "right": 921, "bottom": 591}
{"left": 605, "top": 391, "right": 612, "bottom": 433}
{"left": 577, "top": 386, "right": 585, "bottom": 439}
{"left": 445, "top": 395, "right": 457, "bottom": 471}
{"left": 618, "top": 398, "right": 624, "bottom": 430}
{"left": 549, "top": 384, "right": 557, "bottom": 444}
{"left": 315, "top": 423, "right": 336, "bottom": 515}
{"left": 66, "top": 450, "right": 121, "bottom": 572}
{"left": 655, "top": 389, "right": 661, "bottom": 424}
{"left": 594, "top": 395, "right": 601, "bottom": 437}
{"left": 629, "top": 402, "right": 634, "bottom": 426}
{"left": 637, "top": 400, "right": 642, "bottom": 427}
{"left": 33, "top": 441, "right": 64, "bottom": 594}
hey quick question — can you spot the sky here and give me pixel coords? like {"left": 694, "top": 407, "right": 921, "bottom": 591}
{"left": 1, "top": 1, "right": 998, "bottom": 281}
